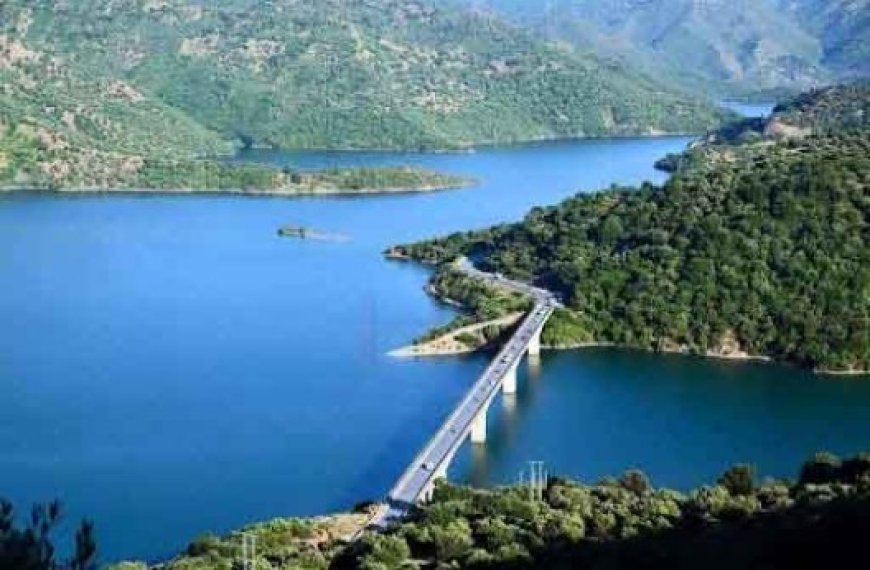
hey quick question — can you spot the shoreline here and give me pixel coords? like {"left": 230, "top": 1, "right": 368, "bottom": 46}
{"left": 233, "top": 130, "right": 703, "bottom": 155}
{"left": 390, "top": 335, "right": 778, "bottom": 364}
{"left": 814, "top": 367, "right": 870, "bottom": 377}
{"left": 410, "top": 282, "right": 866, "bottom": 375}
{"left": 544, "top": 341, "right": 773, "bottom": 363}
{"left": 0, "top": 180, "right": 474, "bottom": 198}
{"left": 389, "top": 312, "right": 524, "bottom": 358}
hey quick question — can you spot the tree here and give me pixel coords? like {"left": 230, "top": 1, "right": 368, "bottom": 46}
{"left": 718, "top": 464, "right": 756, "bottom": 496}
{"left": 619, "top": 470, "right": 652, "bottom": 495}
{"left": 357, "top": 534, "right": 410, "bottom": 570}
{"left": 799, "top": 452, "right": 843, "bottom": 484}
{"left": 0, "top": 499, "right": 96, "bottom": 570}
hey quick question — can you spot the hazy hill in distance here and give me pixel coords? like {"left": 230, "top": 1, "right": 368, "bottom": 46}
{"left": 461, "top": 0, "right": 869, "bottom": 97}
{"left": 0, "top": 0, "right": 726, "bottom": 156}
{"left": 777, "top": 0, "right": 870, "bottom": 79}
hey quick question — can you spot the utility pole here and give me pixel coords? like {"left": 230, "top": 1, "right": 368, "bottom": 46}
{"left": 241, "top": 532, "right": 257, "bottom": 570}
{"left": 523, "top": 460, "right": 547, "bottom": 501}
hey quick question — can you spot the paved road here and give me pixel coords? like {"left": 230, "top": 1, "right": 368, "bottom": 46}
{"left": 377, "top": 259, "right": 556, "bottom": 523}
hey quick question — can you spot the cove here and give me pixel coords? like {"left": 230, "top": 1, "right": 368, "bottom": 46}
{"left": 2, "top": 135, "right": 868, "bottom": 563}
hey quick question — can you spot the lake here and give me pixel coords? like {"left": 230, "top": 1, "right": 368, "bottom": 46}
{"left": 2, "top": 134, "right": 868, "bottom": 563}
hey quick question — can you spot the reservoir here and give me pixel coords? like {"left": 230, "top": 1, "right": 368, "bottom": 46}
{"left": 2, "top": 135, "right": 868, "bottom": 562}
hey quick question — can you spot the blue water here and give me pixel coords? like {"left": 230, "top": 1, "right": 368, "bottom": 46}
{"left": 2, "top": 137, "right": 868, "bottom": 563}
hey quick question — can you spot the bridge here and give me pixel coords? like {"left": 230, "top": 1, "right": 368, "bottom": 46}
{"left": 374, "top": 260, "right": 556, "bottom": 526}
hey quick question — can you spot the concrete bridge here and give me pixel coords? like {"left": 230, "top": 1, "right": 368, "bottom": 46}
{"left": 375, "top": 262, "right": 556, "bottom": 525}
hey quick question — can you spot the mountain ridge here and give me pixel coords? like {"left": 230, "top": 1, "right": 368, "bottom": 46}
{"left": 0, "top": 0, "right": 726, "bottom": 155}
{"left": 461, "top": 0, "right": 868, "bottom": 97}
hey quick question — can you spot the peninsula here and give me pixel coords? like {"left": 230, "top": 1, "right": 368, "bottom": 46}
{"left": 390, "top": 85, "right": 870, "bottom": 375}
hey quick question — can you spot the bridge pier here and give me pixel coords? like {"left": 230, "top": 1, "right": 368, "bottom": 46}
{"left": 528, "top": 328, "right": 542, "bottom": 357}
{"left": 436, "top": 462, "right": 448, "bottom": 480}
{"left": 470, "top": 407, "right": 488, "bottom": 443}
{"left": 502, "top": 361, "right": 519, "bottom": 395}
{"left": 421, "top": 462, "right": 450, "bottom": 503}
{"left": 422, "top": 482, "right": 435, "bottom": 504}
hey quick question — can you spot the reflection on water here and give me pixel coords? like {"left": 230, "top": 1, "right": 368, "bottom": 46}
{"left": 467, "top": 358, "right": 544, "bottom": 488}
{"left": 452, "top": 349, "right": 870, "bottom": 493}
{"left": 527, "top": 354, "right": 543, "bottom": 380}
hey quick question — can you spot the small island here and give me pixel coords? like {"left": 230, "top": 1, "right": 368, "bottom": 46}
{"left": 0, "top": 145, "right": 475, "bottom": 197}
{"left": 277, "top": 225, "right": 350, "bottom": 242}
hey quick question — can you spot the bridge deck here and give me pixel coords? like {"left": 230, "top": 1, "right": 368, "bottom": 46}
{"left": 387, "top": 276, "right": 555, "bottom": 508}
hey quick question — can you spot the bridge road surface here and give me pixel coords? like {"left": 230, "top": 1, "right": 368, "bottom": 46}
{"left": 376, "top": 259, "right": 557, "bottom": 525}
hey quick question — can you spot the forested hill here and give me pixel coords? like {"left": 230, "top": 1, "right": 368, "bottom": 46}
{"left": 0, "top": 0, "right": 725, "bottom": 155}
{"left": 392, "top": 85, "right": 870, "bottom": 374}
{"left": 462, "top": 0, "right": 869, "bottom": 97}
{"left": 654, "top": 82, "right": 870, "bottom": 170}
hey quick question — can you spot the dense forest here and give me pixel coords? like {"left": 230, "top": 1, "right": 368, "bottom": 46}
{"left": 97, "top": 450, "right": 870, "bottom": 569}
{"left": 393, "top": 85, "right": 870, "bottom": 373}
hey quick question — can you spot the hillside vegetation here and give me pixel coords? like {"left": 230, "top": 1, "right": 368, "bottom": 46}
{"left": 466, "top": 0, "right": 869, "bottom": 97}
{"left": 103, "top": 451, "right": 870, "bottom": 569}
{"left": 1, "top": 0, "right": 725, "bottom": 159}
{"left": 393, "top": 85, "right": 870, "bottom": 374}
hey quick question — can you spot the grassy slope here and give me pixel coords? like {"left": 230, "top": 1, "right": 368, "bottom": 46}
{"left": 0, "top": 16, "right": 235, "bottom": 189}
{"left": 5, "top": 0, "right": 727, "bottom": 153}
{"left": 0, "top": 6, "right": 468, "bottom": 192}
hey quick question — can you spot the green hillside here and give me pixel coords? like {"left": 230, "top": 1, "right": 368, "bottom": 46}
{"left": 393, "top": 85, "right": 870, "bottom": 374}
{"left": 0, "top": 18, "right": 236, "bottom": 189}
{"left": 2, "top": 0, "right": 726, "bottom": 154}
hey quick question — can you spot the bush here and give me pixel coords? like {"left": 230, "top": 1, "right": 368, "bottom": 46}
{"left": 619, "top": 470, "right": 652, "bottom": 495}
{"left": 358, "top": 534, "right": 411, "bottom": 570}
{"left": 800, "top": 452, "right": 843, "bottom": 484}
{"left": 186, "top": 533, "right": 221, "bottom": 557}
{"left": 718, "top": 464, "right": 756, "bottom": 496}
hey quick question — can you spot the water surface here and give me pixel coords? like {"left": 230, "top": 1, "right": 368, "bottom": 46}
{"left": 2, "top": 136, "right": 868, "bottom": 563}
